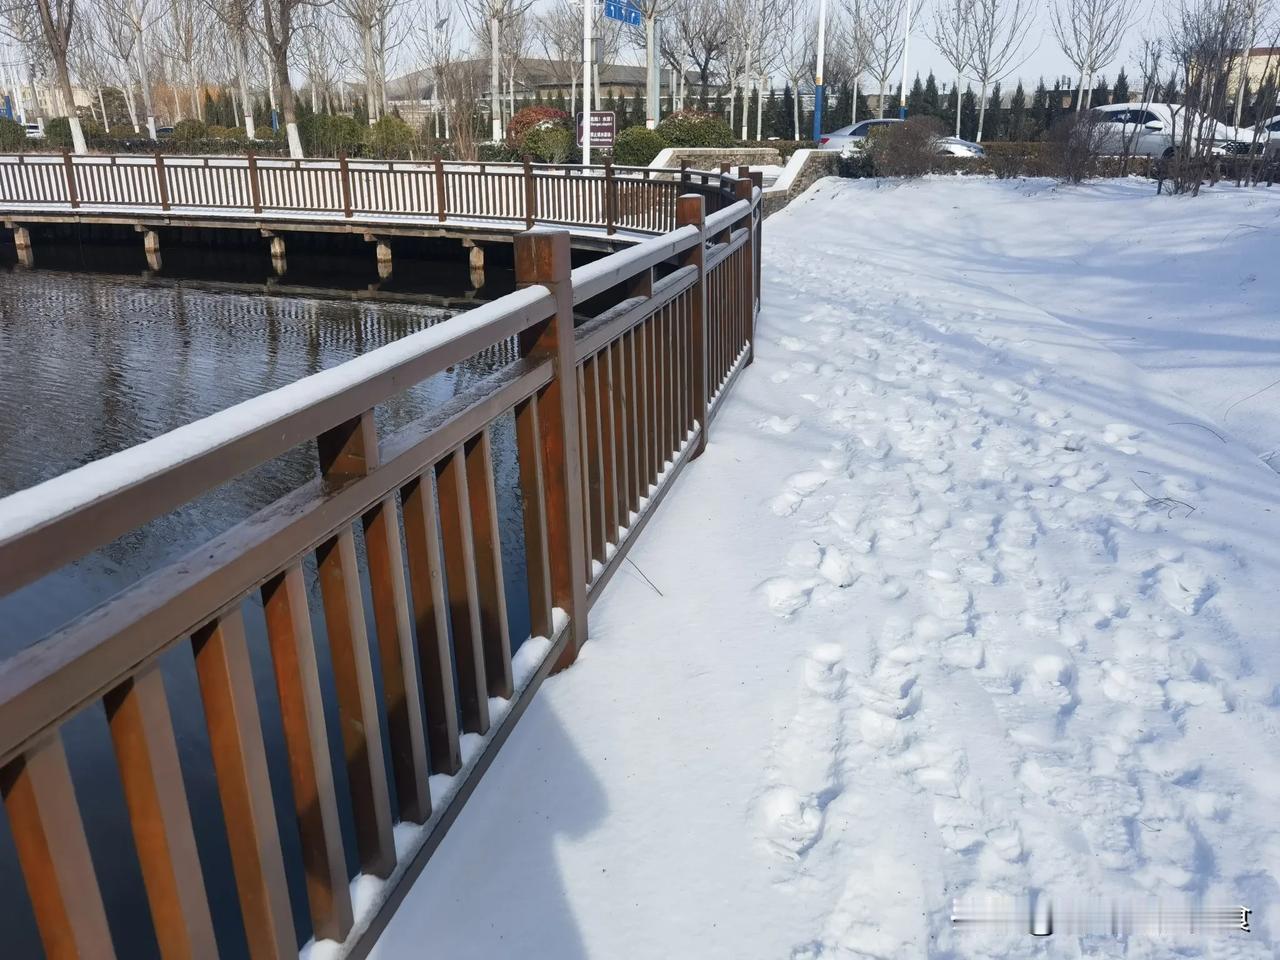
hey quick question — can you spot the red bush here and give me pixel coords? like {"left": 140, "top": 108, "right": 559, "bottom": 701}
{"left": 506, "top": 107, "right": 571, "bottom": 148}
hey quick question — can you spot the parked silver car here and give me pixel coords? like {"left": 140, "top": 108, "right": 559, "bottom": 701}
{"left": 820, "top": 118, "right": 986, "bottom": 157}
{"left": 1090, "top": 102, "right": 1254, "bottom": 157}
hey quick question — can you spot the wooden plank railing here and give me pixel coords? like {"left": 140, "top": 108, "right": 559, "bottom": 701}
{"left": 0, "top": 152, "right": 739, "bottom": 236}
{"left": 0, "top": 169, "right": 763, "bottom": 960}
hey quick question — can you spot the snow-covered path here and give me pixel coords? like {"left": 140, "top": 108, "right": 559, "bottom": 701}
{"left": 373, "top": 179, "right": 1280, "bottom": 959}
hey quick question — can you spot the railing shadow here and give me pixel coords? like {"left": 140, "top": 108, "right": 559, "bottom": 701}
{"left": 368, "top": 695, "right": 606, "bottom": 959}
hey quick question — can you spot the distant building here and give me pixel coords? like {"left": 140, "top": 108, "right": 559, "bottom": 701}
{"left": 386, "top": 59, "right": 704, "bottom": 127}
{"left": 1227, "top": 47, "right": 1280, "bottom": 95}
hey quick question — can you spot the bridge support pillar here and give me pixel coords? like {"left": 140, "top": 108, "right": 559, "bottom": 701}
{"left": 12, "top": 226, "right": 32, "bottom": 267}
{"left": 375, "top": 241, "right": 392, "bottom": 280}
{"left": 463, "top": 240, "right": 485, "bottom": 289}
{"left": 269, "top": 235, "right": 286, "bottom": 259}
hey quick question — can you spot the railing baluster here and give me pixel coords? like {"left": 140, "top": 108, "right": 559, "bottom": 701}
{"left": 363, "top": 493, "right": 433, "bottom": 823}
{"left": 678, "top": 194, "right": 708, "bottom": 455}
{"left": 192, "top": 610, "right": 296, "bottom": 960}
{"left": 260, "top": 564, "right": 354, "bottom": 942}
{"left": 582, "top": 355, "right": 606, "bottom": 563}
{"left": 465, "top": 428, "right": 514, "bottom": 698}
{"left": 105, "top": 667, "right": 218, "bottom": 960}
{"left": 513, "top": 229, "right": 589, "bottom": 665}
{"left": 400, "top": 472, "right": 463, "bottom": 774}
{"left": 515, "top": 394, "right": 554, "bottom": 639}
{"left": 0, "top": 736, "right": 115, "bottom": 960}
{"left": 435, "top": 445, "right": 490, "bottom": 732}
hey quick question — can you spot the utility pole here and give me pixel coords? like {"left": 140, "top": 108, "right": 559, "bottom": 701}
{"left": 812, "top": 0, "right": 827, "bottom": 140}
{"left": 898, "top": 0, "right": 912, "bottom": 119}
{"left": 582, "top": 0, "right": 594, "bottom": 163}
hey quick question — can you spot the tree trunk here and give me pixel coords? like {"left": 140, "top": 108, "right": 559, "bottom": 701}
{"left": 644, "top": 16, "right": 657, "bottom": 128}
{"left": 740, "top": 47, "right": 750, "bottom": 139}
{"left": 793, "top": 82, "right": 800, "bottom": 138}
{"left": 135, "top": 24, "right": 157, "bottom": 139}
{"left": 270, "top": 41, "right": 302, "bottom": 158}
{"left": 490, "top": 16, "right": 502, "bottom": 140}
{"left": 878, "top": 78, "right": 887, "bottom": 118}
{"left": 976, "top": 80, "right": 988, "bottom": 141}
{"left": 98, "top": 86, "right": 111, "bottom": 133}
{"left": 364, "top": 24, "right": 378, "bottom": 122}
{"left": 235, "top": 33, "right": 256, "bottom": 140}
{"left": 954, "top": 73, "right": 962, "bottom": 135}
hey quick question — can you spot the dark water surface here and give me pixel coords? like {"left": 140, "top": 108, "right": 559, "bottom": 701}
{"left": 0, "top": 251, "right": 534, "bottom": 958}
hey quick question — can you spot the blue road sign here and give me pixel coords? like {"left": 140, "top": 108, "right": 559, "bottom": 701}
{"left": 604, "top": 0, "right": 642, "bottom": 25}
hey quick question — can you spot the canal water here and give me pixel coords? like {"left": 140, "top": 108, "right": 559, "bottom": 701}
{"left": 0, "top": 243, "right": 534, "bottom": 958}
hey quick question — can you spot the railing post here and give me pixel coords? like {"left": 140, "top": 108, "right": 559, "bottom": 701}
{"left": 678, "top": 194, "right": 708, "bottom": 457}
{"left": 154, "top": 151, "right": 170, "bottom": 211}
{"left": 61, "top": 150, "right": 79, "bottom": 209}
{"left": 514, "top": 229, "right": 588, "bottom": 669}
{"left": 736, "top": 169, "right": 756, "bottom": 366}
{"left": 247, "top": 151, "right": 263, "bottom": 214}
{"left": 751, "top": 169, "right": 763, "bottom": 315}
{"left": 680, "top": 158, "right": 690, "bottom": 185}
{"left": 604, "top": 160, "right": 616, "bottom": 235}
{"left": 523, "top": 155, "right": 535, "bottom": 229}
{"left": 434, "top": 155, "right": 447, "bottom": 223}
{"left": 339, "top": 152, "right": 354, "bottom": 218}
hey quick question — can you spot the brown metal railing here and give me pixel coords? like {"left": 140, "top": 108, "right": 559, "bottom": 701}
{"left": 0, "top": 152, "right": 739, "bottom": 237}
{"left": 0, "top": 168, "right": 763, "bottom": 960}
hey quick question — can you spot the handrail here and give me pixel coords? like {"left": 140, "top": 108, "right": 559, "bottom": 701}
{"left": 0, "top": 153, "right": 738, "bottom": 238}
{"left": 0, "top": 165, "right": 764, "bottom": 960}
{"left": 0, "top": 285, "right": 557, "bottom": 596}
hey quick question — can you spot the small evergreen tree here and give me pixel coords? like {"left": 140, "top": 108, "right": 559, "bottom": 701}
{"left": 960, "top": 86, "right": 978, "bottom": 141}
{"left": 942, "top": 83, "right": 959, "bottom": 133}
{"left": 1092, "top": 75, "right": 1110, "bottom": 107}
{"left": 1008, "top": 81, "right": 1027, "bottom": 141}
{"left": 983, "top": 82, "right": 1003, "bottom": 140}
{"left": 923, "top": 73, "right": 940, "bottom": 116}
{"left": 1112, "top": 68, "right": 1130, "bottom": 105}
{"left": 1030, "top": 78, "right": 1048, "bottom": 139}
{"left": 907, "top": 74, "right": 925, "bottom": 117}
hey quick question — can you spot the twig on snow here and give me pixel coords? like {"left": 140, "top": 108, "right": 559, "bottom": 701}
{"left": 1131, "top": 478, "right": 1197, "bottom": 520}
{"left": 625, "top": 557, "right": 664, "bottom": 597}
{"left": 1167, "top": 421, "right": 1227, "bottom": 443}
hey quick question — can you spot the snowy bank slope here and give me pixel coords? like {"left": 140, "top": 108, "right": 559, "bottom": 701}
{"left": 822, "top": 177, "right": 1280, "bottom": 467}
{"left": 372, "top": 178, "right": 1280, "bottom": 959}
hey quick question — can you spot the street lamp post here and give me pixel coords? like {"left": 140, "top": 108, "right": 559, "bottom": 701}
{"left": 582, "top": 0, "right": 594, "bottom": 163}
{"left": 898, "top": 0, "right": 913, "bottom": 119}
{"left": 812, "top": 0, "right": 827, "bottom": 140}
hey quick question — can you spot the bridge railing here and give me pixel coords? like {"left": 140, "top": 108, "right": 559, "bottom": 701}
{"left": 0, "top": 153, "right": 738, "bottom": 236}
{"left": 0, "top": 171, "right": 761, "bottom": 960}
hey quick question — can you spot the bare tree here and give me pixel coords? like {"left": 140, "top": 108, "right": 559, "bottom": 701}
{"left": 412, "top": 0, "right": 456, "bottom": 137}
{"left": 838, "top": 0, "right": 872, "bottom": 124}
{"left": 535, "top": 0, "right": 582, "bottom": 116}
{"left": 863, "top": 0, "right": 921, "bottom": 117}
{"left": 463, "top": 0, "right": 532, "bottom": 141}
{"left": 4, "top": 0, "right": 90, "bottom": 148}
{"left": 666, "top": 0, "right": 728, "bottom": 105}
{"left": 334, "top": 0, "right": 400, "bottom": 122}
{"left": 778, "top": 0, "right": 815, "bottom": 138}
{"left": 930, "top": 0, "right": 974, "bottom": 135}
{"left": 200, "top": 0, "right": 258, "bottom": 136}
{"left": 1051, "top": 0, "right": 1139, "bottom": 110}
{"left": 631, "top": 0, "right": 674, "bottom": 128}
{"left": 1164, "top": 0, "right": 1251, "bottom": 193}
{"left": 969, "top": 0, "right": 1034, "bottom": 140}
{"left": 260, "top": 0, "right": 308, "bottom": 155}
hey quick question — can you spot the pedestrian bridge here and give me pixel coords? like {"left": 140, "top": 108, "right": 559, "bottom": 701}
{"left": 0, "top": 153, "right": 744, "bottom": 256}
{"left": 0, "top": 158, "right": 761, "bottom": 960}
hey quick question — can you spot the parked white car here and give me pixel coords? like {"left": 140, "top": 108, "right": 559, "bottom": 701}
{"left": 1090, "top": 103, "right": 1254, "bottom": 158}
{"left": 820, "top": 118, "right": 986, "bottom": 157}
{"left": 24, "top": 122, "right": 44, "bottom": 139}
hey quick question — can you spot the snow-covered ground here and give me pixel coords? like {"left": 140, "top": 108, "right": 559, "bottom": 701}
{"left": 372, "top": 177, "right": 1280, "bottom": 959}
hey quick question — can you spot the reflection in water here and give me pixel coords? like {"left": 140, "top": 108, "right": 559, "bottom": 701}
{"left": 0, "top": 261, "right": 534, "bottom": 959}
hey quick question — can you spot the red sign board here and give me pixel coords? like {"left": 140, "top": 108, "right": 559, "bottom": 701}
{"left": 576, "top": 111, "right": 617, "bottom": 148}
